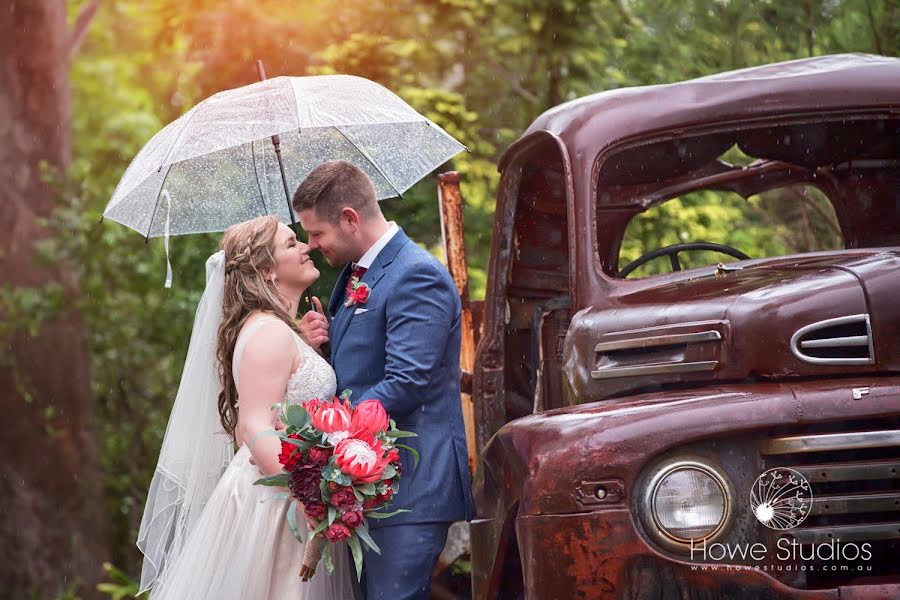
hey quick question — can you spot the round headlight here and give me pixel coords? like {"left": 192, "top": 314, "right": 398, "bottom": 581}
{"left": 642, "top": 460, "right": 733, "bottom": 551}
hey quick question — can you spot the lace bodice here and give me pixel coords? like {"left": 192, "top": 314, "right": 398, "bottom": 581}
{"left": 233, "top": 317, "right": 337, "bottom": 409}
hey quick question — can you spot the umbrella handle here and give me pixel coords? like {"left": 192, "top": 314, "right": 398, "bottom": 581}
{"left": 257, "top": 59, "right": 318, "bottom": 315}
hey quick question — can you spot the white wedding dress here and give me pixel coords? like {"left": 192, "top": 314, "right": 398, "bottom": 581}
{"left": 149, "top": 317, "right": 358, "bottom": 600}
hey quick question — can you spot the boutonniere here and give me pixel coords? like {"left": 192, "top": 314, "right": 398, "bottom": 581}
{"left": 345, "top": 276, "right": 371, "bottom": 307}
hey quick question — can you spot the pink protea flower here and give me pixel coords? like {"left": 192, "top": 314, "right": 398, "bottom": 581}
{"left": 307, "top": 397, "right": 352, "bottom": 434}
{"left": 350, "top": 399, "right": 389, "bottom": 437}
{"left": 333, "top": 434, "right": 392, "bottom": 484}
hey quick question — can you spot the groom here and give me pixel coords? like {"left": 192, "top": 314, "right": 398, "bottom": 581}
{"left": 294, "top": 160, "right": 475, "bottom": 599}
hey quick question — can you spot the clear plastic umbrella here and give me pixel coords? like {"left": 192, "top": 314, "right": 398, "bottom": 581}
{"left": 103, "top": 74, "right": 466, "bottom": 239}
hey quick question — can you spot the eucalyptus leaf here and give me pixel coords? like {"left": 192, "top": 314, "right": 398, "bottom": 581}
{"left": 322, "top": 543, "right": 335, "bottom": 574}
{"left": 327, "top": 506, "right": 337, "bottom": 526}
{"left": 259, "top": 492, "right": 291, "bottom": 504}
{"left": 365, "top": 508, "right": 411, "bottom": 519}
{"left": 358, "top": 483, "right": 377, "bottom": 495}
{"left": 285, "top": 404, "right": 310, "bottom": 429}
{"left": 348, "top": 534, "right": 364, "bottom": 580}
{"left": 395, "top": 443, "right": 419, "bottom": 468}
{"left": 253, "top": 473, "right": 289, "bottom": 487}
{"left": 356, "top": 524, "right": 381, "bottom": 555}
{"left": 387, "top": 429, "right": 418, "bottom": 439}
{"left": 286, "top": 500, "right": 306, "bottom": 543}
{"left": 251, "top": 429, "right": 282, "bottom": 446}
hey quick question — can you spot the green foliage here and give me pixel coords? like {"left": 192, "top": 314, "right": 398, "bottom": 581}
{"left": 8, "top": 0, "right": 890, "bottom": 589}
{"left": 96, "top": 563, "right": 145, "bottom": 600}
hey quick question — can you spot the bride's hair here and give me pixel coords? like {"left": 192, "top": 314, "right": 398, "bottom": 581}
{"left": 216, "top": 215, "right": 303, "bottom": 438}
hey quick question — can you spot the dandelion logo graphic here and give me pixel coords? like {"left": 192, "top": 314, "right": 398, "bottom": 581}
{"left": 750, "top": 468, "right": 813, "bottom": 530}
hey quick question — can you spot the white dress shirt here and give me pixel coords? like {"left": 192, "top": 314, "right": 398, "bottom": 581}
{"left": 355, "top": 222, "right": 399, "bottom": 269}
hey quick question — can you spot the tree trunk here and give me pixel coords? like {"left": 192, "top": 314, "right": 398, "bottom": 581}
{"left": 0, "top": 2, "right": 107, "bottom": 597}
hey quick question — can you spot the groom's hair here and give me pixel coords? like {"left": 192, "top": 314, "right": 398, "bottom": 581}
{"left": 292, "top": 160, "right": 378, "bottom": 223}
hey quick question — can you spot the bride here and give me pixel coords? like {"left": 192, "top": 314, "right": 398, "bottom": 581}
{"left": 136, "top": 215, "right": 357, "bottom": 599}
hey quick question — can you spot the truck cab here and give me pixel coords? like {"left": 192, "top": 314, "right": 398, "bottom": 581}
{"left": 470, "top": 54, "right": 900, "bottom": 599}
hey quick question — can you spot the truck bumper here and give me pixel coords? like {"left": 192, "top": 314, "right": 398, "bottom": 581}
{"left": 504, "top": 510, "right": 898, "bottom": 599}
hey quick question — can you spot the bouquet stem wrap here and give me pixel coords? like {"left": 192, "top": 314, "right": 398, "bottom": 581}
{"left": 301, "top": 531, "right": 325, "bottom": 574}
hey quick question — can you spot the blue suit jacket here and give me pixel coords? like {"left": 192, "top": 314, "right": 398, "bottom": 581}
{"left": 328, "top": 229, "right": 475, "bottom": 527}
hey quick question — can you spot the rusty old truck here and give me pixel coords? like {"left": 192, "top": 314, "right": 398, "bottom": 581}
{"left": 463, "top": 54, "right": 900, "bottom": 599}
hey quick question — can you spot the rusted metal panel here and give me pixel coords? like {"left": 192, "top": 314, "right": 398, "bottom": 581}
{"left": 438, "top": 171, "right": 478, "bottom": 473}
{"left": 472, "top": 378, "right": 900, "bottom": 598}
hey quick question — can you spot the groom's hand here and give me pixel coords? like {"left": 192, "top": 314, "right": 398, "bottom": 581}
{"left": 299, "top": 296, "right": 329, "bottom": 350}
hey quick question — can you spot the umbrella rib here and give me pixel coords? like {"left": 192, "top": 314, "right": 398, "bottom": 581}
{"left": 156, "top": 105, "right": 203, "bottom": 170}
{"left": 334, "top": 126, "right": 404, "bottom": 199}
{"left": 250, "top": 140, "right": 269, "bottom": 215}
{"left": 145, "top": 164, "right": 173, "bottom": 241}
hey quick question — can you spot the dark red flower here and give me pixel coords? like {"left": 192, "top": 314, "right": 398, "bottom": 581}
{"left": 305, "top": 501, "right": 326, "bottom": 520}
{"left": 307, "top": 446, "right": 332, "bottom": 466}
{"left": 342, "top": 510, "right": 363, "bottom": 529}
{"left": 330, "top": 486, "right": 357, "bottom": 512}
{"left": 375, "top": 488, "right": 393, "bottom": 504}
{"left": 363, "top": 498, "right": 377, "bottom": 510}
{"left": 328, "top": 481, "right": 340, "bottom": 492}
{"left": 278, "top": 434, "right": 304, "bottom": 471}
{"left": 289, "top": 465, "right": 321, "bottom": 504}
{"left": 325, "top": 522, "right": 352, "bottom": 543}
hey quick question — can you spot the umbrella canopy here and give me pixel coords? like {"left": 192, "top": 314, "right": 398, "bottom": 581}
{"left": 103, "top": 75, "right": 466, "bottom": 238}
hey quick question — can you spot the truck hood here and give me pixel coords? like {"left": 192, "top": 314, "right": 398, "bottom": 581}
{"left": 565, "top": 250, "right": 900, "bottom": 403}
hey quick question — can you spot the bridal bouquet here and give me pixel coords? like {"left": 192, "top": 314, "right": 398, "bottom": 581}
{"left": 254, "top": 391, "right": 416, "bottom": 580}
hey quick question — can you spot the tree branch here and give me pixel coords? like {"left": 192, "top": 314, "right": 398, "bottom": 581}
{"left": 67, "top": 0, "right": 101, "bottom": 61}
{"left": 864, "top": 0, "right": 884, "bottom": 54}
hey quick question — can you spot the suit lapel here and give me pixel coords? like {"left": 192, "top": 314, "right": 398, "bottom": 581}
{"left": 330, "top": 229, "right": 410, "bottom": 355}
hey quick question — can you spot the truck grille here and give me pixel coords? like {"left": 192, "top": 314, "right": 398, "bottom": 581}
{"left": 762, "top": 427, "right": 900, "bottom": 587}
{"left": 789, "top": 314, "right": 874, "bottom": 365}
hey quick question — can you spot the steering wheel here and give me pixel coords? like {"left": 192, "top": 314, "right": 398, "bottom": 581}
{"left": 618, "top": 242, "right": 751, "bottom": 278}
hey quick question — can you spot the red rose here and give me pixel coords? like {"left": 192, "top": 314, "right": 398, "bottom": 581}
{"left": 325, "top": 522, "right": 352, "bottom": 543}
{"left": 353, "top": 284, "right": 369, "bottom": 304}
{"left": 307, "top": 446, "right": 332, "bottom": 466}
{"left": 278, "top": 434, "right": 304, "bottom": 471}
{"left": 305, "top": 501, "right": 326, "bottom": 520}
{"left": 289, "top": 465, "right": 321, "bottom": 504}
{"left": 328, "top": 481, "right": 340, "bottom": 492}
{"left": 342, "top": 510, "right": 364, "bottom": 529}
{"left": 375, "top": 488, "right": 393, "bottom": 504}
{"left": 363, "top": 498, "right": 376, "bottom": 510}
{"left": 330, "top": 486, "right": 357, "bottom": 511}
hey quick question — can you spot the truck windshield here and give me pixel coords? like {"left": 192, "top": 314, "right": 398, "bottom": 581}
{"left": 619, "top": 184, "right": 843, "bottom": 278}
{"left": 595, "top": 116, "right": 900, "bottom": 278}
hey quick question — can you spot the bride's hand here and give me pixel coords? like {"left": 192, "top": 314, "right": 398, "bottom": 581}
{"left": 299, "top": 296, "right": 329, "bottom": 349}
